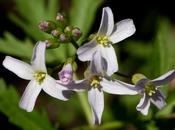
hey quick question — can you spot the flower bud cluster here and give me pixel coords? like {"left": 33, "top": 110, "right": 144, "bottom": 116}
{"left": 38, "top": 13, "right": 82, "bottom": 49}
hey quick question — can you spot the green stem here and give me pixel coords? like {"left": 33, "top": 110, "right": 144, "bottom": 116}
{"left": 77, "top": 93, "right": 92, "bottom": 126}
{"left": 71, "top": 40, "right": 79, "bottom": 49}
{"left": 73, "top": 73, "right": 92, "bottom": 126}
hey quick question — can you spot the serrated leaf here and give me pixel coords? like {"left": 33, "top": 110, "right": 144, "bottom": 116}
{"left": 0, "top": 32, "right": 33, "bottom": 59}
{"left": 0, "top": 32, "right": 75, "bottom": 64}
{"left": 9, "top": 0, "right": 59, "bottom": 40}
{"left": 0, "top": 79, "right": 56, "bottom": 130}
{"left": 69, "top": 0, "right": 104, "bottom": 44}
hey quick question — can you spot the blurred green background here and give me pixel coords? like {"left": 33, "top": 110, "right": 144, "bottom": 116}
{"left": 0, "top": 0, "right": 175, "bottom": 130}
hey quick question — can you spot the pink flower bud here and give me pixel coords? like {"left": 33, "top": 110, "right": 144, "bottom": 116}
{"left": 56, "top": 13, "right": 64, "bottom": 21}
{"left": 38, "top": 21, "right": 49, "bottom": 31}
{"left": 59, "top": 64, "right": 73, "bottom": 85}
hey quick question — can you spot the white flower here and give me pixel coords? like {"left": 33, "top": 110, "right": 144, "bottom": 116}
{"left": 58, "top": 63, "right": 73, "bottom": 85}
{"left": 3, "top": 41, "right": 68, "bottom": 112}
{"left": 133, "top": 70, "right": 175, "bottom": 115}
{"left": 57, "top": 52, "right": 138, "bottom": 124}
{"left": 77, "top": 7, "right": 136, "bottom": 76}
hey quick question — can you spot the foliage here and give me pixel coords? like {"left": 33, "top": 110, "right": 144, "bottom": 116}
{"left": 0, "top": 79, "right": 56, "bottom": 130}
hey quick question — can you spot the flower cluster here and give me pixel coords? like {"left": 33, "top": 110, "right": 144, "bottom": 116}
{"left": 2, "top": 7, "right": 175, "bottom": 125}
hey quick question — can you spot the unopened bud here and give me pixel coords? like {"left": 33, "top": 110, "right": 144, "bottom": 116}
{"left": 56, "top": 13, "right": 65, "bottom": 21}
{"left": 59, "top": 64, "right": 73, "bottom": 85}
{"left": 45, "top": 38, "right": 60, "bottom": 49}
{"left": 132, "top": 73, "right": 147, "bottom": 85}
{"left": 72, "top": 27, "right": 82, "bottom": 40}
{"left": 38, "top": 21, "right": 56, "bottom": 33}
{"left": 64, "top": 26, "right": 73, "bottom": 34}
{"left": 65, "top": 58, "right": 77, "bottom": 72}
{"left": 51, "top": 29, "right": 61, "bottom": 37}
{"left": 59, "top": 34, "right": 69, "bottom": 42}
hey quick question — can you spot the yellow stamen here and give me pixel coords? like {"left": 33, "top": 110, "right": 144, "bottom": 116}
{"left": 96, "top": 35, "right": 110, "bottom": 47}
{"left": 89, "top": 75, "right": 102, "bottom": 88}
{"left": 34, "top": 72, "right": 46, "bottom": 84}
{"left": 144, "top": 82, "right": 157, "bottom": 96}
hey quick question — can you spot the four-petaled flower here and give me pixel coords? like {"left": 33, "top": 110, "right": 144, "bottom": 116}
{"left": 3, "top": 41, "right": 68, "bottom": 112}
{"left": 132, "top": 70, "right": 175, "bottom": 115}
{"left": 77, "top": 7, "right": 136, "bottom": 76}
{"left": 57, "top": 52, "right": 138, "bottom": 124}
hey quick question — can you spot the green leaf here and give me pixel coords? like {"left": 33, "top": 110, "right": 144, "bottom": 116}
{"left": 69, "top": 0, "right": 104, "bottom": 44}
{"left": 0, "top": 79, "right": 56, "bottom": 130}
{"left": 9, "top": 0, "right": 59, "bottom": 40}
{"left": 71, "top": 121, "right": 123, "bottom": 130}
{"left": 0, "top": 79, "right": 6, "bottom": 93}
{"left": 152, "top": 18, "right": 175, "bottom": 77}
{"left": 0, "top": 32, "right": 33, "bottom": 59}
{"left": 100, "top": 121, "right": 124, "bottom": 130}
{"left": 146, "top": 122, "right": 159, "bottom": 130}
{"left": 0, "top": 32, "right": 75, "bottom": 63}
{"left": 151, "top": 17, "right": 175, "bottom": 95}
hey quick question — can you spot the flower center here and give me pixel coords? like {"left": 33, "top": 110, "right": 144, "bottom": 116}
{"left": 144, "top": 82, "right": 157, "bottom": 96}
{"left": 96, "top": 35, "right": 110, "bottom": 47}
{"left": 34, "top": 72, "right": 46, "bottom": 84}
{"left": 89, "top": 75, "right": 102, "bottom": 88}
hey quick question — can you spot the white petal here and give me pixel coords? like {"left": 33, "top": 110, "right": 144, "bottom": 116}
{"left": 90, "top": 51, "right": 107, "bottom": 75}
{"left": 101, "top": 78, "right": 138, "bottom": 95}
{"left": 100, "top": 46, "right": 118, "bottom": 76}
{"left": 42, "top": 75, "right": 68, "bottom": 101}
{"left": 77, "top": 40, "right": 98, "bottom": 61}
{"left": 136, "top": 94, "right": 150, "bottom": 115}
{"left": 56, "top": 80, "right": 89, "bottom": 92}
{"left": 19, "top": 80, "right": 42, "bottom": 112}
{"left": 88, "top": 88, "right": 104, "bottom": 124}
{"left": 152, "top": 70, "right": 175, "bottom": 86}
{"left": 3, "top": 56, "right": 33, "bottom": 80}
{"left": 31, "top": 41, "right": 47, "bottom": 72}
{"left": 150, "top": 90, "right": 166, "bottom": 109}
{"left": 109, "top": 19, "right": 136, "bottom": 43}
{"left": 98, "top": 7, "right": 114, "bottom": 36}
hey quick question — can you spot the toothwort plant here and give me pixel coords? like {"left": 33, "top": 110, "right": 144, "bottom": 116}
{"left": 2, "top": 6, "right": 175, "bottom": 126}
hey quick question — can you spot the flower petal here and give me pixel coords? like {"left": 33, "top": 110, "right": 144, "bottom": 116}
{"left": 90, "top": 51, "right": 107, "bottom": 75}
{"left": 77, "top": 40, "right": 98, "bottom": 61}
{"left": 150, "top": 90, "right": 166, "bottom": 109}
{"left": 56, "top": 80, "right": 89, "bottom": 92}
{"left": 109, "top": 19, "right": 136, "bottom": 43}
{"left": 3, "top": 56, "right": 34, "bottom": 80}
{"left": 152, "top": 70, "right": 175, "bottom": 86}
{"left": 100, "top": 45, "right": 118, "bottom": 76}
{"left": 19, "top": 80, "right": 42, "bottom": 112}
{"left": 42, "top": 75, "right": 69, "bottom": 101}
{"left": 31, "top": 41, "right": 47, "bottom": 72}
{"left": 101, "top": 78, "right": 138, "bottom": 95}
{"left": 136, "top": 94, "right": 150, "bottom": 115}
{"left": 98, "top": 7, "right": 114, "bottom": 36}
{"left": 88, "top": 88, "right": 104, "bottom": 125}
